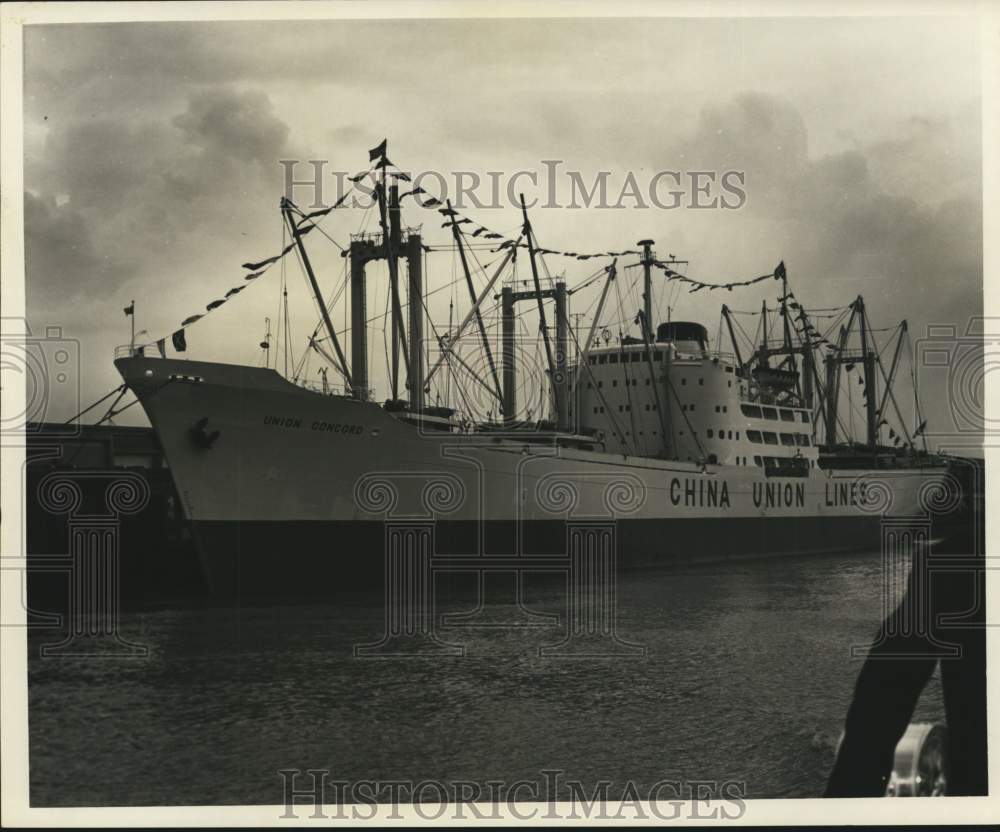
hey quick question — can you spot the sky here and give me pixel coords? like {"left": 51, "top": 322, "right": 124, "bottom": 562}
{"left": 21, "top": 15, "right": 983, "bottom": 448}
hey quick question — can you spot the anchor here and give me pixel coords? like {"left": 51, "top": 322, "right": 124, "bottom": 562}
{"left": 189, "top": 416, "right": 221, "bottom": 449}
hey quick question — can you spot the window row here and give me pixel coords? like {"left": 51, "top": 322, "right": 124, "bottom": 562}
{"left": 745, "top": 430, "right": 812, "bottom": 447}
{"left": 754, "top": 455, "right": 815, "bottom": 472}
{"left": 588, "top": 352, "right": 663, "bottom": 365}
{"left": 706, "top": 429, "right": 740, "bottom": 440}
{"left": 741, "top": 403, "right": 810, "bottom": 424}
{"left": 586, "top": 378, "right": 654, "bottom": 389}
{"left": 591, "top": 404, "right": 660, "bottom": 414}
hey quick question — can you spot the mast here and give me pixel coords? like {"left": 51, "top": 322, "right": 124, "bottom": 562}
{"left": 824, "top": 328, "right": 844, "bottom": 446}
{"left": 802, "top": 343, "right": 814, "bottom": 409}
{"left": 374, "top": 180, "right": 409, "bottom": 400}
{"left": 555, "top": 280, "right": 569, "bottom": 431}
{"left": 823, "top": 302, "right": 858, "bottom": 446}
{"left": 407, "top": 231, "right": 424, "bottom": 413}
{"left": 424, "top": 244, "right": 517, "bottom": 390}
{"left": 582, "top": 262, "right": 617, "bottom": 360}
{"left": 639, "top": 239, "right": 655, "bottom": 334}
{"left": 520, "top": 194, "right": 559, "bottom": 425}
{"left": 349, "top": 241, "right": 368, "bottom": 399}
{"left": 502, "top": 285, "right": 517, "bottom": 423}
{"left": 877, "top": 321, "right": 907, "bottom": 428}
{"left": 759, "top": 300, "right": 769, "bottom": 369}
{"left": 281, "top": 198, "right": 351, "bottom": 389}
{"left": 447, "top": 199, "right": 502, "bottom": 404}
{"left": 780, "top": 266, "right": 800, "bottom": 399}
{"left": 858, "top": 296, "right": 878, "bottom": 449}
{"left": 721, "top": 305, "right": 745, "bottom": 371}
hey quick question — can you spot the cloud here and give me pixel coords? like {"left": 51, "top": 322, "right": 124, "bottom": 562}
{"left": 24, "top": 192, "right": 131, "bottom": 309}
{"left": 25, "top": 85, "right": 294, "bottom": 314}
{"left": 18, "top": 18, "right": 982, "bottom": 439}
{"left": 173, "top": 88, "right": 289, "bottom": 165}
{"left": 673, "top": 91, "right": 980, "bottom": 318}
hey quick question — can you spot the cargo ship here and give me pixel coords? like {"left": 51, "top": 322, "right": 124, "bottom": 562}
{"left": 113, "top": 145, "right": 950, "bottom": 595}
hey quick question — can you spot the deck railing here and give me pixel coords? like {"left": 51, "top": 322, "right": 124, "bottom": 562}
{"left": 114, "top": 344, "right": 159, "bottom": 359}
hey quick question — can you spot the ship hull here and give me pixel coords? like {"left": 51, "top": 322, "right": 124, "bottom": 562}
{"left": 189, "top": 516, "right": 884, "bottom": 596}
{"left": 116, "top": 357, "right": 949, "bottom": 597}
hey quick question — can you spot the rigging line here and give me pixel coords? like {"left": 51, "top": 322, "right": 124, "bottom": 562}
{"left": 61, "top": 384, "right": 126, "bottom": 426}
{"left": 451, "top": 211, "right": 503, "bottom": 403}
{"left": 417, "top": 274, "right": 481, "bottom": 405}
{"left": 423, "top": 247, "right": 432, "bottom": 379}
{"left": 569, "top": 263, "right": 617, "bottom": 296}
{"left": 273, "top": 222, "right": 288, "bottom": 373}
{"left": 95, "top": 393, "right": 145, "bottom": 425}
{"left": 567, "top": 282, "right": 635, "bottom": 452}
{"left": 286, "top": 203, "right": 351, "bottom": 254}
{"left": 313, "top": 270, "right": 473, "bottom": 343}
{"left": 282, "top": 213, "right": 351, "bottom": 388}
{"left": 284, "top": 279, "right": 293, "bottom": 378}
{"left": 906, "top": 329, "right": 929, "bottom": 452}
{"left": 618, "top": 335, "right": 640, "bottom": 442}
{"left": 662, "top": 366, "right": 707, "bottom": 461}
{"left": 447, "top": 357, "right": 477, "bottom": 424}
{"left": 436, "top": 331, "right": 504, "bottom": 406}
{"left": 305, "top": 222, "right": 346, "bottom": 252}
{"left": 731, "top": 314, "right": 757, "bottom": 359}
{"left": 873, "top": 324, "right": 915, "bottom": 444}
{"left": 90, "top": 376, "right": 177, "bottom": 430}
{"left": 295, "top": 259, "right": 347, "bottom": 379}
{"left": 377, "top": 272, "right": 389, "bottom": 394}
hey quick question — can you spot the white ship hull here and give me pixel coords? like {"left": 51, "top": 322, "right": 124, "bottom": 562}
{"left": 117, "top": 356, "right": 949, "bottom": 595}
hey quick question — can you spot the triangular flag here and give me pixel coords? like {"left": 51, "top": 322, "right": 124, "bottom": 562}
{"left": 182, "top": 314, "right": 203, "bottom": 326}
{"left": 368, "top": 139, "right": 387, "bottom": 161}
{"left": 172, "top": 329, "right": 187, "bottom": 352}
{"left": 300, "top": 206, "right": 332, "bottom": 222}
{"left": 206, "top": 299, "right": 226, "bottom": 311}
{"left": 156, "top": 338, "right": 166, "bottom": 359}
{"left": 243, "top": 255, "right": 279, "bottom": 271}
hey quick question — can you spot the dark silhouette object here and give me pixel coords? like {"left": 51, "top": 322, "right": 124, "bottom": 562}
{"left": 825, "top": 518, "right": 987, "bottom": 797}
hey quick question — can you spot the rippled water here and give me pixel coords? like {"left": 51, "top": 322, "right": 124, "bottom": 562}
{"left": 28, "top": 551, "right": 945, "bottom": 806}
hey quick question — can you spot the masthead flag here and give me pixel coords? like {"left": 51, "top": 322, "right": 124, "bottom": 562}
{"left": 123, "top": 301, "right": 135, "bottom": 316}
{"left": 369, "top": 138, "right": 387, "bottom": 162}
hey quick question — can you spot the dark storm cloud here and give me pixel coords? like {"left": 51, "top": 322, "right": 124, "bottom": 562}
{"left": 24, "top": 192, "right": 131, "bottom": 308}
{"left": 173, "top": 89, "right": 289, "bottom": 165}
{"left": 26, "top": 85, "right": 294, "bottom": 308}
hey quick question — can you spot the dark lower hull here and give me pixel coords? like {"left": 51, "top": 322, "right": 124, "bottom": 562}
{"left": 192, "top": 515, "right": 888, "bottom": 598}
